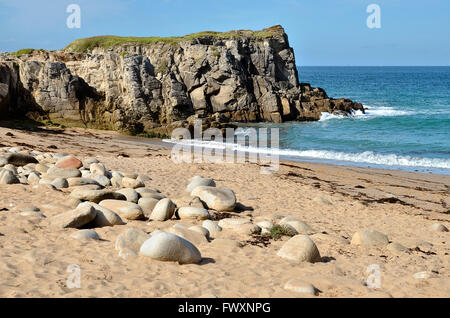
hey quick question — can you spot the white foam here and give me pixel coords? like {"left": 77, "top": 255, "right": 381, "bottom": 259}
{"left": 163, "top": 138, "right": 450, "bottom": 170}
{"left": 319, "top": 112, "right": 346, "bottom": 121}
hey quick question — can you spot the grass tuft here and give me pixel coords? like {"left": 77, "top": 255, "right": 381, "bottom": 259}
{"left": 266, "top": 225, "right": 296, "bottom": 240}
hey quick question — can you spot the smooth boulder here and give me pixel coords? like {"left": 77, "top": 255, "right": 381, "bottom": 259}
{"left": 350, "top": 229, "right": 389, "bottom": 246}
{"left": 277, "top": 235, "right": 321, "bottom": 263}
{"left": 150, "top": 198, "right": 176, "bottom": 221}
{"left": 99, "top": 200, "right": 144, "bottom": 220}
{"left": 70, "top": 189, "right": 126, "bottom": 203}
{"left": 191, "top": 186, "right": 236, "bottom": 212}
{"left": 177, "top": 207, "right": 211, "bottom": 220}
{"left": 139, "top": 232, "right": 202, "bottom": 264}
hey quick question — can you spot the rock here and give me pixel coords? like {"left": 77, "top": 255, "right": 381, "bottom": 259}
{"left": 122, "top": 177, "right": 145, "bottom": 189}
{"left": 189, "top": 196, "right": 206, "bottom": 208}
{"left": 139, "top": 232, "right": 202, "bottom": 264}
{"left": 191, "top": 186, "right": 236, "bottom": 212}
{"left": 83, "top": 157, "right": 99, "bottom": 166}
{"left": 350, "top": 229, "right": 389, "bottom": 246}
{"left": 51, "top": 178, "right": 69, "bottom": 189}
{"left": 256, "top": 221, "right": 274, "bottom": 235}
{"left": 236, "top": 223, "right": 261, "bottom": 235}
{"left": 186, "top": 176, "right": 216, "bottom": 193}
{"left": 0, "top": 170, "right": 20, "bottom": 184}
{"left": 189, "top": 225, "right": 210, "bottom": 239}
{"left": 150, "top": 198, "right": 176, "bottom": 221}
{"left": 46, "top": 167, "right": 81, "bottom": 179}
{"left": 284, "top": 279, "right": 318, "bottom": 296}
{"left": 138, "top": 197, "right": 160, "bottom": 217}
{"left": 5, "top": 153, "right": 38, "bottom": 166}
{"left": 277, "top": 235, "right": 321, "bottom": 263}
{"left": 27, "top": 172, "right": 41, "bottom": 185}
{"left": 118, "top": 247, "right": 138, "bottom": 260}
{"left": 90, "top": 163, "right": 107, "bottom": 176}
{"left": 413, "top": 271, "right": 436, "bottom": 280}
{"left": 116, "top": 188, "right": 140, "bottom": 203}
{"left": 111, "top": 171, "right": 124, "bottom": 179}
{"left": 115, "top": 227, "right": 150, "bottom": 252}
{"left": 0, "top": 26, "right": 364, "bottom": 137}
{"left": 386, "top": 242, "right": 409, "bottom": 253}
{"left": 123, "top": 172, "right": 138, "bottom": 179}
{"left": 430, "top": 223, "right": 448, "bottom": 232}
{"left": 139, "top": 191, "right": 165, "bottom": 200}
{"left": 136, "top": 175, "right": 151, "bottom": 183}
{"left": 168, "top": 224, "right": 209, "bottom": 245}
{"left": 279, "top": 216, "right": 314, "bottom": 235}
{"left": 99, "top": 200, "right": 144, "bottom": 220}
{"left": 92, "top": 174, "right": 111, "bottom": 187}
{"left": 67, "top": 177, "right": 100, "bottom": 187}
{"left": 71, "top": 229, "right": 100, "bottom": 240}
{"left": 70, "top": 189, "right": 126, "bottom": 203}
{"left": 53, "top": 203, "right": 97, "bottom": 228}
{"left": 56, "top": 156, "right": 83, "bottom": 169}
{"left": 210, "top": 238, "right": 243, "bottom": 249}
{"left": 81, "top": 202, "right": 125, "bottom": 227}
{"left": 202, "top": 220, "right": 222, "bottom": 233}
{"left": 218, "top": 217, "right": 251, "bottom": 229}
{"left": 177, "top": 207, "right": 211, "bottom": 220}
{"left": 35, "top": 164, "right": 49, "bottom": 174}
{"left": 110, "top": 177, "right": 122, "bottom": 187}
{"left": 135, "top": 187, "right": 161, "bottom": 195}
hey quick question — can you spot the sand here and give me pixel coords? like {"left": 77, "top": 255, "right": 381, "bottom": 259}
{"left": 0, "top": 124, "right": 448, "bottom": 298}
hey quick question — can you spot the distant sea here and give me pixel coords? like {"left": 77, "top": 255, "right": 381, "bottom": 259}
{"left": 278, "top": 66, "right": 450, "bottom": 174}
{"left": 164, "top": 66, "right": 450, "bottom": 175}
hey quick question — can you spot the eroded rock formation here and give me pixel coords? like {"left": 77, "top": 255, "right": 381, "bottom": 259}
{"left": 0, "top": 25, "right": 364, "bottom": 135}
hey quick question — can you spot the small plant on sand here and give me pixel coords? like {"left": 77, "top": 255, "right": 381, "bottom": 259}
{"left": 266, "top": 225, "right": 296, "bottom": 240}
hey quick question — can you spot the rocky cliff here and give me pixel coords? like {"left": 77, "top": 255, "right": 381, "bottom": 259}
{"left": 0, "top": 25, "right": 364, "bottom": 135}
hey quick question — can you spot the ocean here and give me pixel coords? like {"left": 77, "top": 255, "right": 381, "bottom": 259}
{"left": 164, "top": 66, "right": 450, "bottom": 175}
{"left": 277, "top": 66, "right": 450, "bottom": 174}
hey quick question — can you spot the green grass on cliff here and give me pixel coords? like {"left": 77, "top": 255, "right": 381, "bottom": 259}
{"left": 64, "top": 26, "right": 283, "bottom": 53}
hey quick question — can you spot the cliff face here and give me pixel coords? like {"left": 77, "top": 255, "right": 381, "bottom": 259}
{"left": 0, "top": 25, "right": 363, "bottom": 135}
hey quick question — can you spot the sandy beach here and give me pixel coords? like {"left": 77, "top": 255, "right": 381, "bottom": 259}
{"left": 0, "top": 124, "right": 448, "bottom": 298}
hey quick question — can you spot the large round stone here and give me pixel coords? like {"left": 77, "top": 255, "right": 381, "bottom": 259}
{"left": 277, "top": 235, "right": 321, "bottom": 263}
{"left": 139, "top": 232, "right": 202, "bottom": 264}
{"left": 70, "top": 189, "right": 126, "bottom": 203}
{"left": 99, "top": 200, "right": 144, "bottom": 220}
{"left": 116, "top": 188, "right": 140, "bottom": 203}
{"left": 186, "top": 176, "right": 216, "bottom": 193}
{"left": 150, "top": 198, "right": 176, "bottom": 221}
{"left": 191, "top": 186, "right": 236, "bottom": 212}
{"left": 350, "top": 229, "right": 389, "bottom": 246}
{"left": 177, "top": 207, "right": 211, "bottom": 220}
{"left": 56, "top": 156, "right": 83, "bottom": 169}
{"left": 280, "top": 216, "right": 314, "bottom": 235}
{"left": 138, "top": 197, "right": 160, "bottom": 218}
{"left": 53, "top": 202, "right": 97, "bottom": 229}
{"left": 82, "top": 202, "right": 125, "bottom": 227}
{"left": 46, "top": 167, "right": 81, "bottom": 179}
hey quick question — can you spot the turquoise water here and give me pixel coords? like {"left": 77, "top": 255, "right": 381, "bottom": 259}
{"left": 276, "top": 66, "right": 450, "bottom": 174}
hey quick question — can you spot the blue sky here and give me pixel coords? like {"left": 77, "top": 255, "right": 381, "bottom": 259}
{"left": 0, "top": 0, "right": 449, "bottom": 66}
